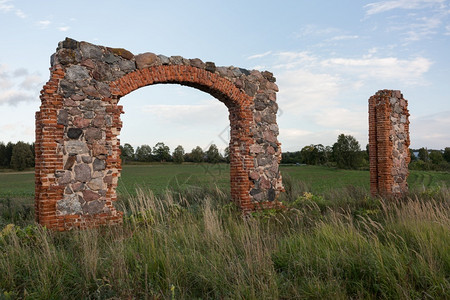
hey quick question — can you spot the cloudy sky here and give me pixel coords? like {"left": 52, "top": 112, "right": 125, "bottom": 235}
{"left": 0, "top": 0, "right": 449, "bottom": 153}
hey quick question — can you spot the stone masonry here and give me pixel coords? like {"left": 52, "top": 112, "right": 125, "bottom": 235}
{"left": 36, "top": 38, "right": 284, "bottom": 230}
{"left": 369, "top": 90, "right": 410, "bottom": 197}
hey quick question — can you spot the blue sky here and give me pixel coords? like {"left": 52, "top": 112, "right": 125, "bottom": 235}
{"left": 0, "top": 0, "right": 449, "bottom": 153}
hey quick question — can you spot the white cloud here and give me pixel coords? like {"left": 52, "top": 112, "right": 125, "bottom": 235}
{"left": 321, "top": 56, "right": 432, "bottom": 84}
{"left": 0, "top": 0, "right": 13, "bottom": 12}
{"left": 247, "top": 51, "right": 272, "bottom": 60}
{"left": 0, "top": 65, "right": 43, "bottom": 105}
{"left": 364, "top": 0, "right": 445, "bottom": 15}
{"left": 294, "top": 24, "right": 339, "bottom": 38}
{"left": 328, "top": 35, "right": 359, "bottom": 41}
{"left": 0, "top": 0, "right": 26, "bottom": 18}
{"left": 15, "top": 8, "right": 25, "bottom": 18}
{"left": 58, "top": 26, "right": 70, "bottom": 32}
{"left": 37, "top": 20, "right": 51, "bottom": 29}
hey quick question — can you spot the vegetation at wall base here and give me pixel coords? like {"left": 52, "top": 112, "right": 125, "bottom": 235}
{"left": 1, "top": 179, "right": 449, "bottom": 299}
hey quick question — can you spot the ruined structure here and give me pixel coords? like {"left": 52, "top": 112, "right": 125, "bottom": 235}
{"left": 35, "top": 38, "right": 283, "bottom": 230}
{"left": 369, "top": 90, "right": 410, "bottom": 197}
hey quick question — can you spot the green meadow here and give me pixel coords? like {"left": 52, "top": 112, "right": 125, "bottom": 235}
{"left": 0, "top": 164, "right": 449, "bottom": 299}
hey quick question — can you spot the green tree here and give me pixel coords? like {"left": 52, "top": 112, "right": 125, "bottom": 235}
{"left": 10, "top": 141, "right": 34, "bottom": 171}
{"left": 206, "top": 144, "right": 220, "bottom": 163}
{"left": 172, "top": 145, "right": 185, "bottom": 164}
{"left": 190, "top": 146, "right": 204, "bottom": 163}
{"left": 443, "top": 147, "right": 450, "bottom": 163}
{"left": 409, "top": 149, "right": 417, "bottom": 161}
{"left": 332, "top": 134, "right": 362, "bottom": 169}
{"left": 429, "top": 150, "right": 444, "bottom": 164}
{"left": 0, "top": 142, "right": 6, "bottom": 167}
{"left": 120, "top": 143, "right": 134, "bottom": 163}
{"left": 153, "top": 142, "right": 171, "bottom": 162}
{"left": 418, "top": 147, "right": 429, "bottom": 162}
{"left": 135, "top": 144, "right": 153, "bottom": 162}
{"left": 3, "top": 142, "right": 14, "bottom": 167}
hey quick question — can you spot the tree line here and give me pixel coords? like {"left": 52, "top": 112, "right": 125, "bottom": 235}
{"left": 282, "top": 134, "right": 450, "bottom": 171}
{"left": 0, "top": 141, "right": 35, "bottom": 171}
{"left": 2, "top": 135, "right": 449, "bottom": 171}
{"left": 120, "top": 142, "right": 229, "bottom": 164}
{"left": 410, "top": 147, "right": 450, "bottom": 171}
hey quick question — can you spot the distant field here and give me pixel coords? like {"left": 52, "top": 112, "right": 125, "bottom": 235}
{"left": 0, "top": 164, "right": 449, "bottom": 198}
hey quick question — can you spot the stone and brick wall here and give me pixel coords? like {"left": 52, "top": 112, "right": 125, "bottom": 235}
{"left": 36, "top": 38, "right": 284, "bottom": 230}
{"left": 369, "top": 90, "right": 410, "bottom": 197}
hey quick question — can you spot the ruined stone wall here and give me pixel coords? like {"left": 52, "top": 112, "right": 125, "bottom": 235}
{"left": 369, "top": 90, "right": 410, "bottom": 197}
{"left": 36, "top": 38, "right": 284, "bottom": 230}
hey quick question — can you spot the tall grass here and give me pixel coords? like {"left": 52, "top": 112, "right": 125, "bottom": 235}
{"left": 0, "top": 182, "right": 449, "bottom": 299}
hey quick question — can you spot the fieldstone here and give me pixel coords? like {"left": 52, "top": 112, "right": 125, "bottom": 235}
{"left": 135, "top": 52, "right": 158, "bottom": 69}
{"left": 93, "top": 158, "right": 106, "bottom": 171}
{"left": 57, "top": 194, "right": 82, "bottom": 215}
{"left": 108, "top": 47, "right": 134, "bottom": 60}
{"left": 262, "top": 71, "right": 275, "bottom": 82}
{"left": 263, "top": 130, "right": 277, "bottom": 143}
{"left": 80, "top": 59, "right": 96, "bottom": 69}
{"left": 82, "top": 156, "right": 93, "bottom": 164}
{"left": 88, "top": 177, "right": 103, "bottom": 191}
{"left": 82, "top": 190, "right": 101, "bottom": 201}
{"left": 84, "top": 111, "right": 95, "bottom": 119}
{"left": 85, "top": 127, "right": 102, "bottom": 142}
{"left": 67, "top": 128, "right": 82, "bottom": 139}
{"left": 92, "top": 171, "right": 103, "bottom": 178}
{"left": 64, "top": 156, "right": 77, "bottom": 170}
{"left": 66, "top": 65, "right": 90, "bottom": 81}
{"left": 72, "top": 182, "right": 85, "bottom": 192}
{"left": 60, "top": 37, "right": 79, "bottom": 50}
{"left": 119, "top": 60, "right": 136, "bottom": 72}
{"left": 103, "top": 175, "right": 113, "bottom": 184}
{"left": 249, "top": 171, "right": 260, "bottom": 180}
{"left": 57, "top": 109, "right": 69, "bottom": 125}
{"left": 68, "top": 107, "right": 82, "bottom": 116}
{"left": 92, "top": 62, "right": 114, "bottom": 82}
{"left": 59, "top": 79, "right": 77, "bottom": 97}
{"left": 92, "top": 143, "right": 107, "bottom": 156}
{"left": 250, "top": 188, "right": 265, "bottom": 202}
{"left": 66, "top": 140, "right": 89, "bottom": 155}
{"left": 262, "top": 113, "right": 276, "bottom": 124}
{"left": 83, "top": 85, "right": 101, "bottom": 98}
{"left": 64, "top": 185, "right": 73, "bottom": 195}
{"left": 71, "top": 94, "right": 86, "bottom": 101}
{"left": 244, "top": 82, "right": 258, "bottom": 97}
{"left": 58, "top": 48, "right": 80, "bottom": 65}
{"left": 92, "top": 115, "right": 105, "bottom": 127}
{"left": 158, "top": 55, "right": 170, "bottom": 65}
{"left": 58, "top": 170, "right": 72, "bottom": 184}
{"left": 268, "top": 188, "right": 276, "bottom": 201}
{"left": 190, "top": 58, "right": 205, "bottom": 69}
{"left": 205, "top": 62, "right": 216, "bottom": 73}
{"left": 231, "top": 68, "right": 243, "bottom": 77}
{"left": 260, "top": 176, "right": 271, "bottom": 189}
{"left": 73, "top": 117, "right": 91, "bottom": 128}
{"left": 256, "top": 154, "right": 271, "bottom": 167}
{"left": 80, "top": 42, "right": 103, "bottom": 60}
{"left": 104, "top": 53, "right": 121, "bottom": 64}
{"left": 64, "top": 99, "right": 78, "bottom": 107}
{"left": 82, "top": 199, "right": 107, "bottom": 215}
{"left": 96, "top": 82, "right": 111, "bottom": 97}
{"left": 74, "top": 163, "right": 91, "bottom": 182}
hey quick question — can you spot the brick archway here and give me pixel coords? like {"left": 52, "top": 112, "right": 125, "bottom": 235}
{"left": 35, "top": 38, "right": 283, "bottom": 230}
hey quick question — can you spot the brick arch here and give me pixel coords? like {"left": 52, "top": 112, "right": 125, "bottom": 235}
{"left": 35, "top": 38, "right": 283, "bottom": 230}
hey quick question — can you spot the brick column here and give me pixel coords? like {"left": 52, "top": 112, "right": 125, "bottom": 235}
{"left": 369, "top": 90, "right": 410, "bottom": 197}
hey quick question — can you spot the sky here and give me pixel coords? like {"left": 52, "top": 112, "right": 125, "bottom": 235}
{"left": 0, "top": 0, "right": 449, "bottom": 154}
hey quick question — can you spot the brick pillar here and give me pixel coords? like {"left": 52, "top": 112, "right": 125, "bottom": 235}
{"left": 369, "top": 90, "right": 410, "bottom": 197}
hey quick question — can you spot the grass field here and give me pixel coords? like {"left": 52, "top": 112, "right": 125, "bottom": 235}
{"left": 0, "top": 164, "right": 449, "bottom": 298}
{"left": 1, "top": 164, "right": 449, "bottom": 199}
